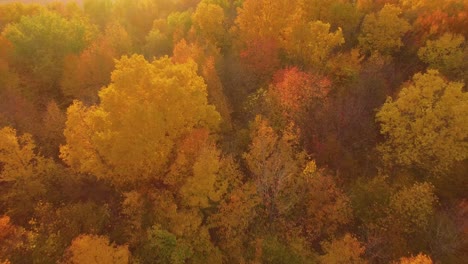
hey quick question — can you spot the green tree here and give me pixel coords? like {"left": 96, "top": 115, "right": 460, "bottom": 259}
{"left": 138, "top": 225, "right": 192, "bottom": 264}
{"left": 2, "top": 9, "right": 95, "bottom": 100}
{"left": 376, "top": 70, "right": 468, "bottom": 175}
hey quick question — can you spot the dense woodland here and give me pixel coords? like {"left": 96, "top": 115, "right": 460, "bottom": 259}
{"left": 0, "top": 0, "right": 467, "bottom": 263}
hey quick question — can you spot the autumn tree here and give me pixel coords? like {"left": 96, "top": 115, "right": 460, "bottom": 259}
{"left": 325, "top": 49, "right": 363, "bottom": 85}
{"left": 0, "top": 216, "right": 27, "bottom": 263}
{"left": 0, "top": 36, "right": 38, "bottom": 134}
{"left": 2, "top": 9, "right": 95, "bottom": 100}
{"left": 113, "top": 0, "right": 161, "bottom": 45}
{"left": 45, "top": 1, "right": 84, "bottom": 20}
{"left": 307, "top": 1, "right": 363, "bottom": 46}
{"left": 234, "top": 0, "right": 299, "bottom": 78}
{"left": 389, "top": 182, "right": 438, "bottom": 234}
{"left": 417, "top": 33, "right": 467, "bottom": 80}
{"left": 144, "top": 11, "right": 192, "bottom": 58}
{"left": 201, "top": 57, "right": 233, "bottom": 130}
{"left": 30, "top": 202, "right": 112, "bottom": 263}
{"left": 244, "top": 117, "right": 350, "bottom": 245}
{"left": 192, "top": 1, "right": 226, "bottom": 48}
{"left": 0, "top": 127, "right": 55, "bottom": 223}
{"left": 239, "top": 37, "right": 281, "bottom": 80}
{"left": 244, "top": 116, "right": 306, "bottom": 220}
{"left": 234, "top": 0, "right": 299, "bottom": 46}
{"left": 208, "top": 158, "right": 260, "bottom": 262}
{"left": 268, "top": 67, "right": 330, "bottom": 122}
{"left": 172, "top": 40, "right": 232, "bottom": 129}
{"left": 284, "top": 20, "right": 344, "bottom": 68}
{"left": 60, "top": 54, "right": 229, "bottom": 263}
{"left": 319, "top": 233, "right": 368, "bottom": 264}
{"left": 277, "top": 161, "right": 351, "bottom": 244}
{"left": 0, "top": 87, "right": 39, "bottom": 139}
{"left": 351, "top": 175, "right": 392, "bottom": 227}
{"left": 61, "top": 54, "right": 221, "bottom": 187}
{"left": 265, "top": 67, "right": 333, "bottom": 160}
{"left": 411, "top": 1, "right": 468, "bottom": 43}
{"left": 137, "top": 224, "right": 192, "bottom": 264}
{"left": 376, "top": 70, "right": 468, "bottom": 175}
{"left": 0, "top": 3, "right": 42, "bottom": 30}
{"left": 0, "top": 37, "right": 16, "bottom": 88}
{"left": 39, "top": 101, "right": 66, "bottom": 158}
{"left": 83, "top": 0, "right": 114, "bottom": 29}
{"left": 358, "top": 4, "right": 411, "bottom": 55}
{"left": 61, "top": 22, "right": 132, "bottom": 105}
{"left": 63, "top": 235, "right": 130, "bottom": 264}
{"left": 397, "top": 253, "right": 433, "bottom": 264}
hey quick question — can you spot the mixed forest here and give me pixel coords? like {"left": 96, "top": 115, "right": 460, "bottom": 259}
{"left": 0, "top": 0, "right": 467, "bottom": 263}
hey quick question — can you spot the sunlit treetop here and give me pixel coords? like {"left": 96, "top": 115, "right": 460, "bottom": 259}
{"left": 376, "top": 70, "right": 468, "bottom": 175}
{"left": 60, "top": 55, "right": 221, "bottom": 187}
{"left": 358, "top": 4, "right": 411, "bottom": 55}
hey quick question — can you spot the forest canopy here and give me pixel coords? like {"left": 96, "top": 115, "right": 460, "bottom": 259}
{"left": 0, "top": 0, "right": 467, "bottom": 263}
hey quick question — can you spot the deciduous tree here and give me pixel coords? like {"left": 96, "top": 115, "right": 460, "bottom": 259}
{"left": 60, "top": 55, "right": 221, "bottom": 187}
{"left": 358, "top": 4, "right": 411, "bottom": 55}
{"left": 418, "top": 33, "right": 467, "bottom": 80}
{"left": 63, "top": 235, "right": 130, "bottom": 264}
{"left": 319, "top": 233, "right": 368, "bottom": 264}
{"left": 2, "top": 10, "right": 95, "bottom": 100}
{"left": 376, "top": 70, "right": 468, "bottom": 175}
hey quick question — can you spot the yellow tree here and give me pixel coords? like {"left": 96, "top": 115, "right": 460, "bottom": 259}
{"left": 397, "top": 253, "right": 433, "bottom": 264}
{"left": 418, "top": 33, "right": 467, "bottom": 80}
{"left": 0, "top": 127, "right": 53, "bottom": 183}
{"left": 284, "top": 20, "right": 344, "bottom": 68}
{"left": 0, "top": 127, "right": 56, "bottom": 222}
{"left": 0, "top": 3, "right": 42, "bottom": 30}
{"left": 172, "top": 40, "right": 233, "bottom": 130}
{"left": 358, "top": 4, "right": 411, "bottom": 55}
{"left": 0, "top": 215, "right": 27, "bottom": 263}
{"left": 63, "top": 235, "right": 130, "bottom": 264}
{"left": 319, "top": 233, "right": 368, "bottom": 264}
{"left": 376, "top": 70, "right": 468, "bottom": 175}
{"left": 60, "top": 55, "right": 221, "bottom": 187}
{"left": 209, "top": 157, "right": 260, "bottom": 263}
{"left": 277, "top": 161, "right": 351, "bottom": 244}
{"left": 234, "top": 0, "right": 299, "bottom": 46}
{"left": 243, "top": 116, "right": 306, "bottom": 219}
{"left": 61, "top": 55, "right": 227, "bottom": 263}
{"left": 389, "top": 182, "right": 438, "bottom": 234}
{"left": 192, "top": 1, "right": 226, "bottom": 47}
{"left": 234, "top": 0, "right": 303, "bottom": 79}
